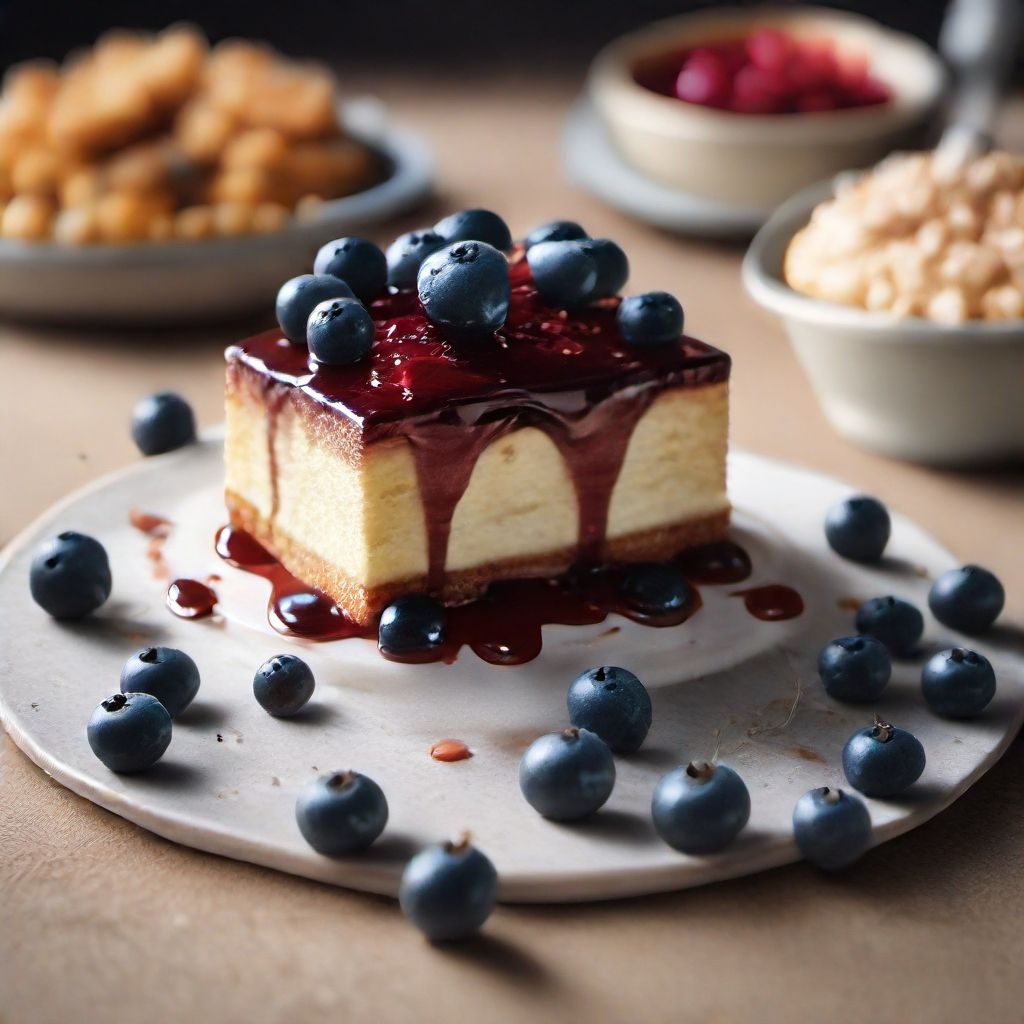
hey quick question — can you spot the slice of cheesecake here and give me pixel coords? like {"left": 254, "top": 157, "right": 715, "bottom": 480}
{"left": 224, "top": 251, "right": 730, "bottom": 625}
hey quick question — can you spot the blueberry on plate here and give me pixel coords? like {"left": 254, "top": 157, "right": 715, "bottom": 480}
{"left": 652, "top": 761, "right": 751, "bottom": 855}
{"left": 29, "top": 531, "right": 112, "bottom": 620}
{"left": 855, "top": 596, "right": 924, "bottom": 657}
{"left": 434, "top": 208, "right": 512, "bottom": 251}
{"left": 378, "top": 594, "right": 446, "bottom": 657}
{"left": 120, "top": 646, "right": 200, "bottom": 718}
{"left": 792, "top": 787, "right": 871, "bottom": 871}
{"left": 921, "top": 647, "right": 996, "bottom": 718}
{"left": 928, "top": 565, "right": 1005, "bottom": 635}
{"left": 399, "top": 833, "right": 498, "bottom": 942}
{"left": 617, "top": 292, "right": 684, "bottom": 346}
{"left": 417, "top": 241, "right": 510, "bottom": 337}
{"left": 524, "top": 219, "right": 587, "bottom": 250}
{"left": 619, "top": 562, "right": 691, "bottom": 617}
{"left": 386, "top": 229, "right": 447, "bottom": 289}
{"left": 307, "top": 298, "right": 375, "bottom": 365}
{"left": 276, "top": 274, "right": 355, "bottom": 344}
{"left": 131, "top": 392, "right": 196, "bottom": 456}
{"left": 87, "top": 692, "right": 172, "bottom": 773}
{"left": 817, "top": 636, "right": 891, "bottom": 702}
{"left": 842, "top": 717, "right": 926, "bottom": 798}
{"left": 526, "top": 239, "right": 599, "bottom": 307}
{"left": 582, "top": 238, "right": 629, "bottom": 298}
{"left": 518, "top": 727, "right": 615, "bottom": 820}
{"left": 567, "top": 665, "right": 652, "bottom": 754}
{"left": 253, "top": 653, "right": 316, "bottom": 717}
{"left": 824, "top": 495, "right": 890, "bottom": 563}
{"left": 313, "top": 236, "right": 387, "bottom": 303}
{"left": 295, "top": 770, "right": 388, "bottom": 855}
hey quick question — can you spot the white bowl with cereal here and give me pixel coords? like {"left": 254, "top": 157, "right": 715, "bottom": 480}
{"left": 743, "top": 150, "right": 1024, "bottom": 465}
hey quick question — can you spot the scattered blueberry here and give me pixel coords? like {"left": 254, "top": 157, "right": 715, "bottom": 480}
{"left": 842, "top": 717, "right": 926, "bottom": 798}
{"left": 253, "top": 654, "right": 316, "bottom": 717}
{"left": 518, "top": 727, "right": 615, "bottom": 820}
{"left": 651, "top": 761, "right": 751, "bottom": 855}
{"left": 29, "top": 531, "right": 111, "bottom": 620}
{"left": 526, "top": 239, "right": 599, "bottom": 307}
{"left": 434, "top": 208, "right": 512, "bottom": 251}
{"left": 131, "top": 392, "right": 196, "bottom": 456}
{"left": 824, "top": 495, "right": 891, "bottom": 563}
{"left": 313, "top": 236, "right": 387, "bottom": 303}
{"left": 120, "top": 647, "right": 200, "bottom": 718}
{"left": 524, "top": 219, "right": 587, "bottom": 250}
{"left": 817, "top": 636, "right": 891, "bottom": 702}
{"left": 417, "top": 241, "right": 510, "bottom": 337}
{"left": 567, "top": 666, "right": 652, "bottom": 754}
{"left": 792, "top": 787, "right": 871, "bottom": 871}
{"left": 617, "top": 292, "right": 684, "bottom": 346}
{"left": 855, "top": 596, "right": 924, "bottom": 657}
{"left": 385, "top": 229, "right": 447, "bottom": 289}
{"left": 306, "top": 298, "right": 375, "bottom": 365}
{"left": 276, "top": 273, "right": 355, "bottom": 343}
{"left": 399, "top": 834, "right": 498, "bottom": 941}
{"left": 87, "top": 692, "right": 172, "bottom": 773}
{"left": 921, "top": 647, "right": 997, "bottom": 718}
{"left": 295, "top": 770, "right": 388, "bottom": 855}
{"left": 619, "top": 562, "right": 691, "bottom": 617}
{"left": 928, "top": 565, "right": 1005, "bottom": 635}
{"left": 583, "top": 238, "right": 629, "bottom": 298}
{"left": 378, "top": 594, "right": 446, "bottom": 657}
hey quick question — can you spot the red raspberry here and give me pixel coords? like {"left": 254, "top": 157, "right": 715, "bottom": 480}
{"left": 731, "top": 64, "right": 788, "bottom": 114}
{"left": 675, "top": 50, "right": 732, "bottom": 107}
{"left": 745, "top": 28, "right": 796, "bottom": 73}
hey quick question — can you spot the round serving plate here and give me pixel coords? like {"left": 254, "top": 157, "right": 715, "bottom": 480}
{"left": 0, "top": 99, "right": 433, "bottom": 326}
{"left": 1, "top": 436, "right": 1021, "bottom": 902}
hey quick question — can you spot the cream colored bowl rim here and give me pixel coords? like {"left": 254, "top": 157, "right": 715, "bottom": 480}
{"left": 589, "top": 5, "right": 946, "bottom": 143}
{"left": 742, "top": 177, "right": 1024, "bottom": 345}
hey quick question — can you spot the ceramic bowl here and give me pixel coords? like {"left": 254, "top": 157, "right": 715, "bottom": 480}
{"left": 743, "top": 178, "right": 1024, "bottom": 466}
{"left": 588, "top": 6, "right": 945, "bottom": 209}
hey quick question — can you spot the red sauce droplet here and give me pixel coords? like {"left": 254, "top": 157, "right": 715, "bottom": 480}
{"left": 130, "top": 508, "right": 173, "bottom": 537}
{"left": 732, "top": 584, "right": 804, "bottom": 621}
{"left": 430, "top": 739, "right": 472, "bottom": 762}
{"left": 167, "top": 578, "right": 218, "bottom": 619}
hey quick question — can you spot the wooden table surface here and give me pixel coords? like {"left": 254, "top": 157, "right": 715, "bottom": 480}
{"left": 1, "top": 77, "right": 1022, "bottom": 1024}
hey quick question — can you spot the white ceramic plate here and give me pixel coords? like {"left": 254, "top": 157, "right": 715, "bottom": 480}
{"left": 1, "top": 438, "right": 1021, "bottom": 902}
{"left": 0, "top": 99, "right": 433, "bottom": 325}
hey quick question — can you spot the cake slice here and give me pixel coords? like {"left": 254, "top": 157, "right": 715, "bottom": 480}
{"left": 224, "top": 222, "right": 730, "bottom": 625}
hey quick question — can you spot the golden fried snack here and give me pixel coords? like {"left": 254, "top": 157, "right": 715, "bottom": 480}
{"left": 174, "top": 204, "right": 216, "bottom": 240}
{"left": 1, "top": 194, "right": 55, "bottom": 239}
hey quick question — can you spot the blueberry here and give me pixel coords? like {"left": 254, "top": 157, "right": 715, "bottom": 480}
{"left": 417, "top": 241, "right": 510, "bottom": 337}
{"left": 518, "top": 727, "right": 615, "bottom": 820}
{"left": 386, "top": 229, "right": 447, "bottom": 289}
{"left": 792, "top": 787, "right": 871, "bottom": 871}
{"left": 399, "top": 834, "right": 498, "bottom": 941}
{"left": 619, "top": 562, "right": 691, "bottom": 617}
{"left": 526, "top": 239, "right": 599, "bottom": 307}
{"left": 842, "top": 717, "right": 926, "bottom": 798}
{"left": 824, "top": 495, "right": 891, "bottom": 563}
{"left": 524, "top": 219, "right": 587, "bottom": 250}
{"left": 253, "top": 653, "right": 316, "bottom": 717}
{"left": 582, "top": 239, "right": 629, "bottom": 299}
{"left": 120, "top": 646, "right": 200, "bottom": 718}
{"left": 295, "top": 770, "right": 388, "bottom": 855}
{"left": 617, "top": 292, "right": 684, "bottom": 346}
{"left": 276, "top": 273, "right": 355, "bottom": 343}
{"left": 313, "top": 236, "right": 387, "bottom": 303}
{"left": 921, "top": 647, "right": 996, "bottom": 718}
{"left": 434, "top": 208, "right": 512, "bottom": 251}
{"left": 131, "top": 392, "right": 196, "bottom": 456}
{"left": 928, "top": 565, "right": 1005, "bottom": 635}
{"left": 567, "top": 666, "right": 652, "bottom": 754}
{"left": 817, "top": 636, "right": 891, "bottom": 702}
{"left": 652, "top": 761, "right": 751, "bottom": 855}
{"left": 306, "top": 298, "right": 375, "bottom": 365}
{"left": 378, "top": 594, "right": 446, "bottom": 657}
{"left": 29, "top": 531, "right": 111, "bottom": 620}
{"left": 87, "top": 692, "right": 172, "bottom": 773}
{"left": 855, "top": 596, "right": 924, "bottom": 657}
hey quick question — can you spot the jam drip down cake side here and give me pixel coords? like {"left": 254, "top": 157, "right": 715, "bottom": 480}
{"left": 224, "top": 244, "right": 731, "bottom": 625}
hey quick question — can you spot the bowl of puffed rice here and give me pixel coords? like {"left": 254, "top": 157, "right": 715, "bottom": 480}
{"left": 743, "top": 149, "right": 1024, "bottom": 466}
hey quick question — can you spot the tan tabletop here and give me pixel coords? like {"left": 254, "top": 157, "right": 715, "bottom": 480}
{"left": 1, "top": 76, "right": 1022, "bottom": 1024}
